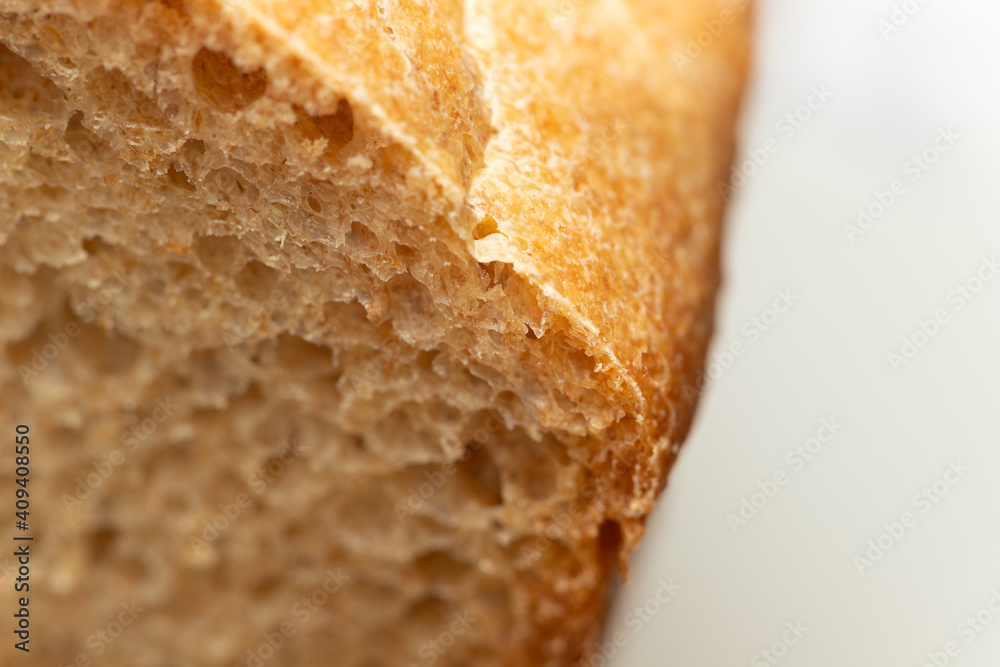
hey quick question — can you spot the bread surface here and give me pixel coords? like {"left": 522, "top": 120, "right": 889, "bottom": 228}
{"left": 0, "top": 1, "right": 749, "bottom": 664}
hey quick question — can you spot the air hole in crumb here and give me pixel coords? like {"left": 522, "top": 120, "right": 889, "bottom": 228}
{"left": 166, "top": 164, "right": 195, "bottom": 191}
{"left": 414, "top": 550, "right": 470, "bottom": 581}
{"left": 251, "top": 575, "right": 282, "bottom": 598}
{"left": 191, "top": 47, "right": 268, "bottom": 112}
{"left": 322, "top": 300, "right": 371, "bottom": 330}
{"left": 406, "top": 596, "right": 450, "bottom": 625}
{"left": 282, "top": 523, "right": 305, "bottom": 540}
{"left": 234, "top": 260, "right": 279, "bottom": 301}
{"left": 87, "top": 527, "right": 117, "bottom": 560}
{"left": 347, "top": 221, "right": 377, "bottom": 252}
{"left": 472, "top": 217, "right": 499, "bottom": 240}
{"left": 395, "top": 244, "right": 417, "bottom": 263}
{"left": 495, "top": 391, "right": 520, "bottom": 418}
{"left": 82, "top": 236, "right": 114, "bottom": 256}
{"left": 598, "top": 519, "right": 623, "bottom": 570}
{"left": 208, "top": 167, "right": 258, "bottom": 205}
{"left": 455, "top": 444, "right": 503, "bottom": 506}
{"left": 259, "top": 450, "right": 295, "bottom": 485}
{"left": 506, "top": 435, "right": 558, "bottom": 501}
{"left": 417, "top": 349, "right": 440, "bottom": 372}
{"left": 182, "top": 138, "right": 207, "bottom": 156}
{"left": 163, "top": 262, "right": 197, "bottom": 284}
{"left": 238, "top": 381, "right": 265, "bottom": 403}
{"left": 65, "top": 110, "right": 107, "bottom": 158}
{"left": 525, "top": 325, "right": 538, "bottom": 340}
{"left": 306, "top": 195, "right": 322, "bottom": 213}
{"left": 157, "top": 0, "right": 186, "bottom": 13}
{"left": 479, "top": 260, "right": 511, "bottom": 289}
{"left": 194, "top": 234, "right": 245, "bottom": 274}
{"left": 76, "top": 323, "right": 141, "bottom": 375}
{"left": 294, "top": 98, "right": 354, "bottom": 152}
{"left": 271, "top": 334, "right": 335, "bottom": 372}
{"left": 348, "top": 435, "right": 366, "bottom": 452}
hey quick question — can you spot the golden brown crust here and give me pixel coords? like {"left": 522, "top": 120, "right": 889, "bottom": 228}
{"left": 464, "top": 0, "right": 751, "bottom": 548}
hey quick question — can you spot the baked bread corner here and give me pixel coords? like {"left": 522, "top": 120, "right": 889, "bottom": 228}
{"left": 0, "top": 0, "right": 750, "bottom": 664}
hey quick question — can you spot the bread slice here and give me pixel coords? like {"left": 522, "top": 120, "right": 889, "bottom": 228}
{"left": 0, "top": 1, "right": 749, "bottom": 664}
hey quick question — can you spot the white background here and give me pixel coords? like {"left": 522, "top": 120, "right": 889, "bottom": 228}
{"left": 611, "top": 1, "right": 1000, "bottom": 666}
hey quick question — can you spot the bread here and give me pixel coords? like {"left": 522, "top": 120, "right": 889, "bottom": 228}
{"left": 0, "top": 1, "right": 749, "bottom": 665}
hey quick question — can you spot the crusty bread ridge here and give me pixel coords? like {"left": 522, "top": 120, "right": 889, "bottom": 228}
{"left": 0, "top": 0, "right": 749, "bottom": 665}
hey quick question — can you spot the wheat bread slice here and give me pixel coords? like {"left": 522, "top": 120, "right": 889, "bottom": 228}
{"left": 0, "top": 0, "right": 749, "bottom": 664}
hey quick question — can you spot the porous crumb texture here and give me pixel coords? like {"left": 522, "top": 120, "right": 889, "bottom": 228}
{"left": 0, "top": 1, "right": 749, "bottom": 665}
